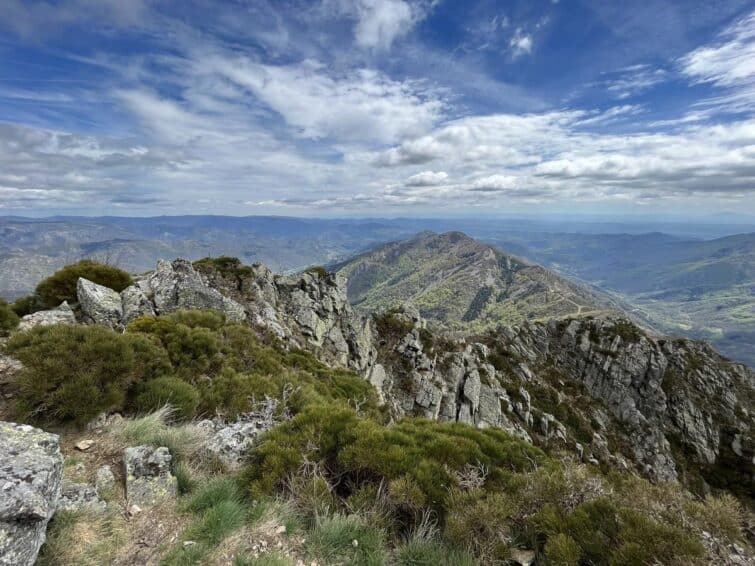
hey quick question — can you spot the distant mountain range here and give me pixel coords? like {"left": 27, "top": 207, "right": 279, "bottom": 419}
{"left": 1, "top": 215, "right": 752, "bottom": 366}
{"left": 333, "top": 231, "right": 621, "bottom": 330}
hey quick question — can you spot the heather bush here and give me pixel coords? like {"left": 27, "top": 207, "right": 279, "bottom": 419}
{"left": 135, "top": 376, "right": 200, "bottom": 419}
{"left": 34, "top": 259, "right": 132, "bottom": 308}
{"left": 0, "top": 297, "right": 19, "bottom": 335}
{"left": 5, "top": 325, "right": 169, "bottom": 424}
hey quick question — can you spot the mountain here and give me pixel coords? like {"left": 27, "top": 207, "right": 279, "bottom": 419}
{"left": 484, "top": 231, "right": 755, "bottom": 366}
{"left": 333, "top": 231, "right": 622, "bottom": 329}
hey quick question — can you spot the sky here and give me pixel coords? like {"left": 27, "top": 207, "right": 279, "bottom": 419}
{"left": 0, "top": 0, "right": 754, "bottom": 218}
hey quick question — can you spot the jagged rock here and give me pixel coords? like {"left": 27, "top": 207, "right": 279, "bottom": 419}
{"left": 77, "top": 277, "right": 123, "bottom": 328}
{"left": 198, "top": 417, "right": 275, "bottom": 469}
{"left": 17, "top": 301, "right": 76, "bottom": 331}
{"left": 146, "top": 259, "right": 246, "bottom": 321}
{"left": 123, "top": 446, "right": 177, "bottom": 506}
{"left": 0, "top": 421, "right": 63, "bottom": 566}
{"left": 57, "top": 481, "right": 106, "bottom": 513}
{"left": 120, "top": 282, "right": 155, "bottom": 324}
{"left": 95, "top": 465, "right": 116, "bottom": 497}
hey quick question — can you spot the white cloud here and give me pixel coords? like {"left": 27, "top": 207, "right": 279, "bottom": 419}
{"left": 510, "top": 28, "right": 533, "bottom": 58}
{"left": 206, "top": 58, "right": 444, "bottom": 145}
{"left": 324, "top": 0, "right": 427, "bottom": 50}
{"left": 679, "top": 11, "right": 755, "bottom": 113}
{"left": 600, "top": 64, "right": 668, "bottom": 99}
{"left": 405, "top": 170, "right": 448, "bottom": 186}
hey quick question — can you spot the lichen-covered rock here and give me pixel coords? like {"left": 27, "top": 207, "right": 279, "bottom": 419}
{"left": 146, "top": 259, "right": 246, "bottom": 321}
{"left": 17, "top": 301, "right": 76, "bottom": 332}
{"left": 198, "top": 417, "right": 275, "bottom": 469}
{"left": 57, "top": 481, "right": 106, "bottom": 513}
{"left": 95, "top": 465, "right": 116, "bottom": 498}
{"left": 0, "top": 421, "right": 63, "bottom": 566}
{"left": 197, "top": 262, "right": 375, "bottom": 372}
{"left": 120, "top": 282, "right": 155, "bottom": 324}
{"left": 123, "top": 445, "right": 177, "bottom": 506}
{"left": 77, "top": 277, "right": 123, "bottom": 329}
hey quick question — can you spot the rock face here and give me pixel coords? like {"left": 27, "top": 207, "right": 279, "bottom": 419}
{"left": 123, "top": 445, "right": 177, "bottom": 506}
{"left": 0, "top": 421, "right": 63, "bottom": 566}
{"left": 197, "top": 262, "right": 375, "bottom": 372}
{"left": 199, "top": 418, "right": 275, "bottom": 470}
{"left": 372, "top": 311, "right": 753, "bottom": 491}
{"left": 146, "top": 259, "right": 246, "bottom": 321}
{"left": 17, "top": 301, "right": 76, "bottom": 332}
{"left": 120, "top": 283, "right": 155, "bottom": 324}
{"left": 77, "top": 277, "right": 123, "bottom": 329}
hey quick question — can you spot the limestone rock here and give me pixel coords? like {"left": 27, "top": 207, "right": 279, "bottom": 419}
{"left": 146, "top": 259, "right": 246, "bottom": 321}
{"left": 77, "top": 277, "right": 123, "bottom": 328}
{"left": 123, "top": 445, "right": 177, "bottom": 506}
{"left": 17, "top": 301, "right": 75, "bottom": 332}
{"left": 0, "top": 421, "right": 63, "bottom": 566}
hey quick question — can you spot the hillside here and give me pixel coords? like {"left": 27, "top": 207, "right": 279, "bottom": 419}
{"left": 334, "top": 231, "right": 620, "bottom": 329}
{"left": 484, "top": 232, "right": 755, "bottom": 366}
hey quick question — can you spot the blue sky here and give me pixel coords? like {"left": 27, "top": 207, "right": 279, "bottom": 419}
{"left": 0, "top": 0, "right": 754, "bottom": 217}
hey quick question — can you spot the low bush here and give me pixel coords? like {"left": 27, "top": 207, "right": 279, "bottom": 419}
{"left": 5, "top": 325, "right": 169, "bottom": 424}
{"left": 135, "top": 376, "right": 200, "bottom": 420}
{"left": 11, "top": 294, "right": 46, "bottom": 316}
{"left": 0, "top": 297, "right": 19, "bottom": 335}
{"left": 35, "top": 259, "right": 133, "bottom": 308}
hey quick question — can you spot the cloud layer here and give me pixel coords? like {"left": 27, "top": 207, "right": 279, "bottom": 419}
{"left": 0, "top": 1, "right": 753, "bottom": 216}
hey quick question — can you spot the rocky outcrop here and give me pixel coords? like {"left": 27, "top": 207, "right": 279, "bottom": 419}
{"left": 123, "top": 445, "right": 177, "bottom": 507}
{"left": 17, "top": 301, "right": 76, "bottom": 332}
{"left": 120, "top": 283, "right": 155, "bottom": 324}
{"left": 0, "top": 421, "right": 63, "bottom": 566}
{"left": 145, "top": 259, "right": 246, "bottom": 321}
{"left": 77, "top": 278, "right": 123, "bottom": 329}
{"left": 197, "top": 262, "right": 375, "bottom": 372}
{"left": 370, "top": 309, "right": 753, "bottom": 492}
{"left": 199, "top": 417, "right": 275, "bottom": 470}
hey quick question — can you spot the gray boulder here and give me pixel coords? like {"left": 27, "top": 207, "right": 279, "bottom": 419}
{"left": 199, "top": 417, "right": 275, "bottom": 469}
{"left": 147, "top": 259, "right": 246, "bottom": 321}
{"left": 77, "top": 278, "right": 123, "bottom": 329}
{"left": 17, "top": 301, "right": 76, "bottom": 332}
{"left": 120, "top": 283, "right": 155, "bottom": 324}
{"left": 95, "top": 465, "right": 117, "bottom": 498}
{"left": 123, "top": 446, "right": 177, "bottom": 506}
{"left": 0, "top": 421, "right": 63, "bottom": 566}
{"left": 57, "top": 481, "right": 106, "bottom": 513}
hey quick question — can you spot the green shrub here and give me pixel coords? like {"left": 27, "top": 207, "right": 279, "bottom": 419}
{"left": 544, "top": 533, "right": 581, "bottom": 565}
{"left": 135, "top": 376, "right": 200, "bottom": 420}
{"left": 245, "top": 405, "right": 545, "bottom": 513}
{"left": 128, "top": 315, "right": 222, "bottom": 380}
{"left": 0, "top": 298, "right": 19, "bottom": 335}
{"left": 444, "top": 489, "right": 514, "bottom": 563}
{"left": 5, "top": 325, "right": 169, "bottom": 425}
{"left": 35, "top": 260, "right": 133, "bottom": 308}
{"left": 304, "top": 266, "right": 329, "bottom": 277}
{"left": 11, "top": 294, "right": 46, "bottom": 317}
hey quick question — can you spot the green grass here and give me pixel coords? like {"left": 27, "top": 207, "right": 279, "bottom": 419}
{"left": 307, "top": 514, "right": 387, "bottom": 566}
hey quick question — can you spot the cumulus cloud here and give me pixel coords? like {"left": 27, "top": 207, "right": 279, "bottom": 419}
{"left": 405, "top": 170, "right": 448, "bottom": 186}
